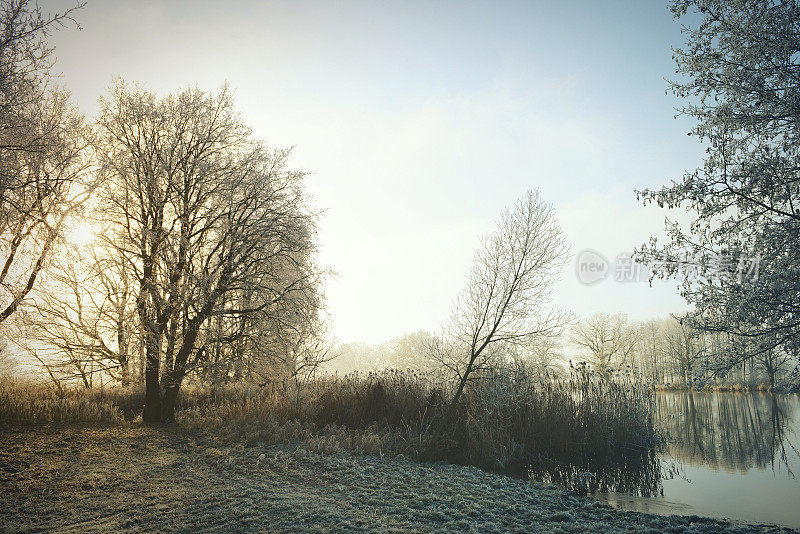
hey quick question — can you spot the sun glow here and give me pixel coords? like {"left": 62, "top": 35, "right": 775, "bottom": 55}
{"left": 68, "top": 221, "right": 94, "bottom": 246}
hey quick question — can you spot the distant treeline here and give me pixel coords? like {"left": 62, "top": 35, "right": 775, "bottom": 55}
{"left": 328, "top": 313, "right": 800, "bottom": 391}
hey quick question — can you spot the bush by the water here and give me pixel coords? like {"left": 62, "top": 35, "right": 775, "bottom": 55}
{"left": 0, "top": 367, "right": 664, "bottom": 475}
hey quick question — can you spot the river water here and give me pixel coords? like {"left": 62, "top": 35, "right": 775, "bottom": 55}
{"left": 593, "top": 392, "right": 800, "bottom": 528}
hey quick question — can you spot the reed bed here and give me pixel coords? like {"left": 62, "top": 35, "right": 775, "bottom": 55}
{"left": 0, "top": 367, "right": 664, "bottom": 475}
{"left": 441, "top": 365, "right": 664, "bottom": 472}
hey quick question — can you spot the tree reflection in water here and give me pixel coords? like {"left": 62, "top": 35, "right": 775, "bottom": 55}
{"left": 656, "top": 392, "right": 798, "bottom": 476}
{"left": 527, "top": 392, "right": 798, "bottom": 496}
{"left": 528, "top": 449, "right": 665, "bottom": 497}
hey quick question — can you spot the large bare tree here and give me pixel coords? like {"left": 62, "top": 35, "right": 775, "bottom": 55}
{"left": 436, "top": 190, "right": 568, "bottom": 412}
{"left": 97, "top": 83, "right": 320, "bottom": 422}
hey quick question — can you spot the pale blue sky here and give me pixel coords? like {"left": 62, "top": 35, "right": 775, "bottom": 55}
{"left": 45, "top": 0, "right": 701, "bottom": 343}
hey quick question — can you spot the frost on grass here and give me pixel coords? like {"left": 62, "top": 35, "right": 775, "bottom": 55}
{"left": 0, "top": 426, "right": 791, "bottom": 533}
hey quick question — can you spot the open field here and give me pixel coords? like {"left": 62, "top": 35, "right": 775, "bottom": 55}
{"left": 0, "top": 425, "right": 793, "bottom": 534}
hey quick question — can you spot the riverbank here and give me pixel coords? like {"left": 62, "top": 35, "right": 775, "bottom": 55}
{"left": 0, "top": 425, "right": 792, "bottom": 533}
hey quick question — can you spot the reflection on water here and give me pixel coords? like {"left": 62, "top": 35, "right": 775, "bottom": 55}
{"left": 593, "top": 392, "right": 800, "bottom": 528}
{"left": 656, "top": 392, "right": 797, "bottom": 476}
{"left": 528, "top": 449, "right": 665, "bottom": 497}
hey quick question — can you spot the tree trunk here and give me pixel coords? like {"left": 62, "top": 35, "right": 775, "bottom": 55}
{"left": 448, "top": 359, "right": 473, "bottom": 417}
{"left": 138, "top": 342, "right": 145, "bottom": 384}
{"left": 142, "top": 337, "right": 162, "bottom": 423}
{"left": 161, "top": 383, "right": 180, "bottom": 423}
{"left": 157, "top": 316, "right": 203, "bottom": 423}
{"left": 118, "top": 314, "right": 130, "bottom": 387}
{"left": 162, "top": 317, "right": 177, "bottom": 389}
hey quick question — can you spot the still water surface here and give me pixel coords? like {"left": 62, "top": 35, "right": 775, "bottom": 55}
{"left": 595, "top": 392, "right": 800, "bottom": 528}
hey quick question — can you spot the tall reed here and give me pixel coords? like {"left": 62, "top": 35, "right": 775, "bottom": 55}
{"left": 0, "top": 367, "right": 664, "bottom": 477}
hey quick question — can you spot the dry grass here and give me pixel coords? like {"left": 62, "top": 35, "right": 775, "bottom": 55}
{"left": 0, "top": 367, "right": 664, "bottom": 476}
{"left": 438, "top": 366, "right": 664, "bottom": 472}
{"left": 0, "top": 378, "right": 123, "bottom": 424}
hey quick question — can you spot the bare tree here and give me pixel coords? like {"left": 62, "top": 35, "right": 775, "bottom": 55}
{"left": 0, "top": 0, "right": 83, "bottom": 155}
{"left": 279, "top": 314, "right": 337, "bottom": 409}
{"left": 571, "top": 312, "right": 639, "bottom": 374}
{"left": 17, "top": 237, "right": 138, "bottom": 387}
{"left": 0, "top": 91, "right": 93, "bottom": 324}
{"left": 0, "top": 0, "right": 86, "bottom": 324}
{"left": 722, "top": 332, "right": 794, "bottom": 390}
{"left": 663, "top": 316, "right": 704, "bottom": 385}
{"left": 381, "top": 331, "right": 438, "bottom": 372}
{"left": 756, "top": 348, "right": 791, "bottom": 391}
{"left": 510, "top": 334, "right": 565, "bottom": 378}
{"left": 96, "top": 83, "right": 320, "bottom": 422}
{"left": 436, "top": 190, "right": 568, "bottom": 412}
{"left": 325, "top": 341, "right": 383, "bottom": 374}
{"left": 632, "top": 318, "right": 670, "bottom": 384}
{"left": 323, "top": 331, "right": 439, "bottom": 375}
